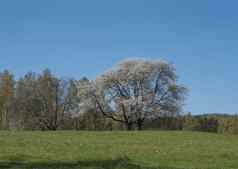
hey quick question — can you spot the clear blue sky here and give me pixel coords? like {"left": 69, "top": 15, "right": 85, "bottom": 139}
{"left": 0, "top": 0, "right": 238, "bottom": 114}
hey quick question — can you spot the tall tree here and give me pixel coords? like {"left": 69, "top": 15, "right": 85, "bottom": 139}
{"left": 0, "top": 70, "right": 15, "bottom": 129}
{"left": 35, "top": 69, "right": 78, "bottom": 130}
{"left": 80, "top": 58, "right": 187, "bottom": 130}
{"left": 15, "top": 72, "right": 39, "bottom": 129}
{"left": 14, "top": 71, "right": 79, "bottom": 130}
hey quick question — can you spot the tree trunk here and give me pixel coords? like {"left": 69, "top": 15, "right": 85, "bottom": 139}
{"left": 137, "top": 119, "right": 143, "bottom": 130}
{"left": 126, "top": 122, "right": 133, "bottom": 130}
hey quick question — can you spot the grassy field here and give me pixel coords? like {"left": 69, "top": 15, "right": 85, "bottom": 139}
{"left": 0, "top": 131, "right": 237, "bottom": 169}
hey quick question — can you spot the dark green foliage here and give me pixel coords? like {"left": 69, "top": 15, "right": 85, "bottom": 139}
{"left": 144, "top": 117, "right": 184, "bottom": 130}
{"left": 183, "top": 115, "right": 219, "bottom": 132}
{"left": 144, "top": 114, "right": 238, "bottom": 135}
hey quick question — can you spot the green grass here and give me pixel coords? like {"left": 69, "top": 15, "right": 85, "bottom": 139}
{"left": 0, "top": 131, "right": 237, "bottom": 169}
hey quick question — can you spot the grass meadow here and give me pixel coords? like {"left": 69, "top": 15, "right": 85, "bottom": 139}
{"left": 0, "top": 131, "right": 237, "bottom": 169}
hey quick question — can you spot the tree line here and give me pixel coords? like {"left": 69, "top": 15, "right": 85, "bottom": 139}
{"left": 1, "top": 58, "right": 237, "bottom": 134}
{"left": 145, "top": 113, "right": 238, "bottom": 135}
{"left": 0, "top": 58, "right": 188, "bottom": 131}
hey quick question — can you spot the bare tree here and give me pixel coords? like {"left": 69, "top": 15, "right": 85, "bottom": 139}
{"left": 79, "top": 58, "right": 187, "bottom": 130}
{"left": 15, "top": 72, "right": 39, "bottom": 129}
{"left": 14, "top": 70, "right": 79, "bottom": 130}
{"left": 0, "top": 70, "right": 15, "bottom": 129}
{"left": 35, "top": 70, "right": 78, "bottom": 130}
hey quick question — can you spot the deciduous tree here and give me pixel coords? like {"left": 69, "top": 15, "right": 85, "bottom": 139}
{"left": 80, "top": 58, "right": 187, "bottom": 130}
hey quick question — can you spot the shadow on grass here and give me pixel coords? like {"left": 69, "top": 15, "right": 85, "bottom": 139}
{"left": 0, "top": 156, "right": 184, "bottom": 169}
